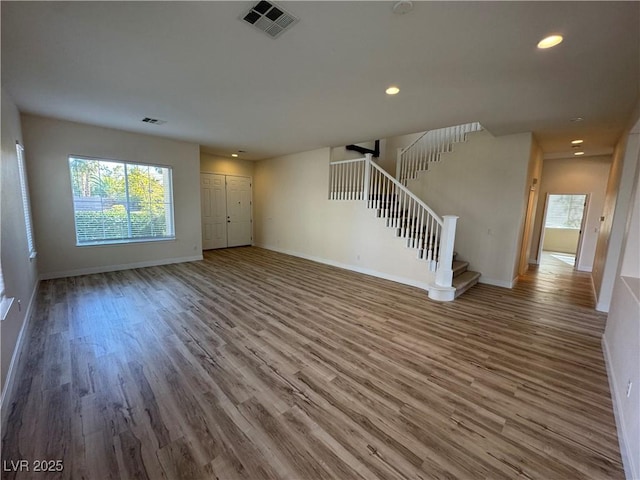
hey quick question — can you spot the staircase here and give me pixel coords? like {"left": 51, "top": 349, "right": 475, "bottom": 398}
{"left": 329, "top": 129, "right": 481, "bottom": 301}
{"left": 452, "top": 258, "right": 480, "bottom": 298}
{"left": 397, "top": 122, "right": 483, "bottom": 185}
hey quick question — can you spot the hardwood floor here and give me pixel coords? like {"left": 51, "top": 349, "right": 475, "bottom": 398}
{"left": 1, "top": 247, "right": 623, "bottom": 479}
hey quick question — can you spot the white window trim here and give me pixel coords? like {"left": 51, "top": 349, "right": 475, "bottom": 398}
{"left": 16, "top": 142, "right": 37, "bottom": 259}
{"left": 0, "top": 262, "right": 14, "bottom": 321}
{"left": 69, "top": 155, "right": 176, "bottom": 246}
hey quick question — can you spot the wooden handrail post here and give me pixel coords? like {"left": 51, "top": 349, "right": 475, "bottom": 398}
{"left": 435, "top": 215, "right": 458, "bottom": 287}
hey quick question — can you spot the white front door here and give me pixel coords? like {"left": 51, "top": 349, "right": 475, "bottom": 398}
{"left": 226, "top": 176, "right": 252, "bottom": 247}
{"left": 201, "top": 173, "right": 227, "bottom": 250}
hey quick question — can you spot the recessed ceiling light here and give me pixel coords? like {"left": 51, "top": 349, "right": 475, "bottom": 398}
{"left": 574, "top": 151, "right": 585, "bottom": 156}
{"left": 232, "top": 153, "right": 239, "bottom": 157}
{"left": 571, "top": 117, "right": 584, "bottom": 122}
{"left": 537, "top": 35, "right": 563, "bottom": 49}
{"left": 386, "top": 86, "right": 400, "bottom": 95}
{"left": 571, "top": 139, "right": 584, "bottom": 144}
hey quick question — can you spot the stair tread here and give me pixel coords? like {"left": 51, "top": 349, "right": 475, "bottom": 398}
{"left": 453, "top": 270, "right": 480, "bottom": 289}
{"left": 452, "top": 260, "right": 469, "bottom": 276}
{"left": 453, "top": 270, "right": 480, "bottom": 299}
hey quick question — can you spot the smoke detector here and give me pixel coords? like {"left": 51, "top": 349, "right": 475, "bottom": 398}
{"left": 392, "top": 1, "right": 413, "bottom": 14}
{"left": 241, "top": 1, "right": 298, "bottom": 39}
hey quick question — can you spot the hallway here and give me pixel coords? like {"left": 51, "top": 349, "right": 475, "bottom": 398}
{"left": 515, "top": 251, "right": 600, "bottom": 312}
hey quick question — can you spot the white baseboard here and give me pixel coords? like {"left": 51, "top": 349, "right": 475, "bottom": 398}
{"left": 255, "top": 244, "right": 431, "bottom": 291}
{"left": 1, "top": 280, "right": 39, "bottom": 426}
{"left": 596, "top": 297, "right": 610, "bottom": 313}
{"left": 591, "top": 275, "right": 611, "bottom": 313}
{"left": 39, "top": 255, "right": 203, "bottom": 280}
{"left": 602, "top": 334, "right": 637, "bottom": 480}
{"left": 478, "top": 277, "right": 514, "bottom": 288}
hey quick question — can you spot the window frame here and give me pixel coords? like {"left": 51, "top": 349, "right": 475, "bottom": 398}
{"left": 544, "top": 194, "right": 587, "bottom": 230}
{"left": 68, "top": 155, "right": 176, "bottom": 246}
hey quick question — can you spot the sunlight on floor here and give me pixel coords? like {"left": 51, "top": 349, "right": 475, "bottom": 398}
{"left": 550, "top": 252, "right": 576, "bottom": 266}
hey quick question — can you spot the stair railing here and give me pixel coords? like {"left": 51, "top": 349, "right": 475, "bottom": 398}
{"left": 397, "top": 122, "right": 482, "bottom": 185}
{"left": 329, "top": 154, "right": 457, "bottom": 287}
{"left": 328, "top": 158, "right": 367, "bottom": 200}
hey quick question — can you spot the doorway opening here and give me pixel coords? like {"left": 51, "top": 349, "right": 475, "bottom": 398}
{"left": 538, "top": 193, "right": 588, "bottom": 268}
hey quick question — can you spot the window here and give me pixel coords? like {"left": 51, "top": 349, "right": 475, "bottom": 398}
{"left": 69, "top": 156, "right": 175, "bottom": 245}
{"left": 0, "top": 260, "right": 12, "bottom": 321}
{"left": 545, "top": 194, "right": 587, "bottom": 229}
{"left": 17, "top": 143, "right": 36, "bottom": 258}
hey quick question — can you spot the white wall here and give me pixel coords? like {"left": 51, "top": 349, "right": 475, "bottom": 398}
{"left": 254, "top": 147, "right": 436, "bottom": 290}
{"left": 407, "top": 130, "right": 533, "bottom": 287}
{"left": 602, "top": 118, "right": 640, "bottom": 480}
{"left": 21, "top": 115, "right": 202, "bottom": 278}
{"left": 542, "top": 228, "right": 580, "bottom": 253}
{"left": 530, "top": 156, "right": 611, "bottom": 272}
{"left": 518, "top": 138, "right": 544, "bottom": 274}
{"left": 1, "top": 89, "right": 39, "bottom": 419}
{"left": 200, "top": 152, "right": 254, "bottom": 178}
{"left": 594, "top": 123, "right": 640, "bottom": 312}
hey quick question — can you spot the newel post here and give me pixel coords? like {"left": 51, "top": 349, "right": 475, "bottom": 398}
{"left": 435, "top": 215, "right": 458, "bottom": 287}
{"left": 364, "top": 153, "right": 372, "bottom": 204}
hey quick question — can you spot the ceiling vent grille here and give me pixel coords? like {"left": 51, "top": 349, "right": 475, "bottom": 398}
{"left": 142, "top": 117, "right": 166, "bottom": 125}
{"left": 241, "top": 1, "right": 298, "bottom": 39}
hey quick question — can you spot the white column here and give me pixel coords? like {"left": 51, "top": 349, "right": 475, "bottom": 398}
{"left": 435, "top": 215, "right": 458, "bottom": 287}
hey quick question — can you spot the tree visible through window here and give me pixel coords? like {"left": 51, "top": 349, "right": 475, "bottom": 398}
{"left": 69, "top": 157, "right": 175, "bottom": 244}
{"left": 545, "top": 194, "right": 586, "bottom": 229}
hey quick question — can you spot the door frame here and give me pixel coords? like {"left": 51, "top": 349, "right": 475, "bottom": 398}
{"left": 537, "top": 192, "right": 590, "bottom": 269}
{"left": 200, "top": 171, "right": 253, "bottom": 249}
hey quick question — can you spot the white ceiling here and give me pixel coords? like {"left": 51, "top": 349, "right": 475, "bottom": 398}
{"left": 2, "top": 1, "right": 638, "bottom": 161}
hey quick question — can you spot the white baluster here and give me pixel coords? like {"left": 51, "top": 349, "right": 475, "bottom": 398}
{"left": 375, "top": 169, "right": 380, "bottom": 213}
{"left": 328, "top": 164, "right": 333, "bottom": 200}
{"left": 364, "top": 155, "right": 371, "bottom": 205}
{"left": 384, "top": 173, "right": 389, "bottom": 217}
{"left": 389, "top": 176, "right": 394, "bottom": 218}
{"left": 331, "top": 164, "right": 336, "bottom": 199}
{"left": 435, "top": 218, "right": 441, "bottom": 268}
{"left": 379, "top": 170, "right": 384, "bottom": 213}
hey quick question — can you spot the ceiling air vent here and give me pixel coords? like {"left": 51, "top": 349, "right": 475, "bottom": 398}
{"left": 142, "top": 117, "right": 166, "bottom": 125}
{"left": 241, "top": 1, "right": 298, "bottom": 39}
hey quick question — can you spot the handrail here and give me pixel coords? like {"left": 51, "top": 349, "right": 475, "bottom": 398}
{"left": 328, "top": 153, "right": 457, "bottom": 292}
{"left": 399, "top": 131, "right": 429, "bottom": 155}
{"left": 330, "top": 157, "right": 366, "bottom": 165}
{"left": 370, "top": 159, "right": 443, "bottom": 225}
{"left": 328, "top": 155, "right": 443, "bottom": 224}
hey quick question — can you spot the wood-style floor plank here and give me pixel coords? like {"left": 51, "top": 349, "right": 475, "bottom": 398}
{"left": 1, "top": 247, "right": 623, "bottom": 479}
